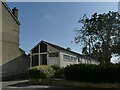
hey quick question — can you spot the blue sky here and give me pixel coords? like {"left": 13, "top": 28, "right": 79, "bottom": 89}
{"left": 7, "top": 2, "right": 118, "bottom": 54}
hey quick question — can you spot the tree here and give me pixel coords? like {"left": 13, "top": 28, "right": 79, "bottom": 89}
{"left": 74, "top": 11, "right": 120, "bottom": 64}
{"left": 66, "top": 47, "right": 71, "bottom": 51}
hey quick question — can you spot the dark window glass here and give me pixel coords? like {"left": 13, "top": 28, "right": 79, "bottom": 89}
{"left": 40, "top": 42, "right": 47, "bottom": 53}
{"left": 32, "top": 55, "right": 39, "bottom": 67}
{"left": 32, "top": 45, "right": 39, "bottom": 53}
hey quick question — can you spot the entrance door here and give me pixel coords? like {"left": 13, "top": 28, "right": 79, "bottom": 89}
{"left": 41, "top": 54, "right": 47, "bottom": 65}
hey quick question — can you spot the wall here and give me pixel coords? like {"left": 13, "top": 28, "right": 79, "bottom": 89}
{"left": 47, "top": 44, "right": 60, "bottom": 66}
{"left": 2, "top": 2, "right": 20, "bottom": 65}
{"left": 59, "top": 50, "right": 100, "bottom": 67}
{"left": 0, "top": 2, "right": 2, "bottom": 79}
{"left": 2, "top": 54, "right": 29, "bottom": 79}
{"left": 59, "top": 51, "right": 78, "bottom": 67}
{"left": 1, "top": 2, "right": 29, "bottom": 79}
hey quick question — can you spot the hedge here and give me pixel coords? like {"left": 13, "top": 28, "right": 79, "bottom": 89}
{"left": 64, "top": 64, "right": 120, "bottom": 82}
{"left": 51, "top": 65, "right": 64, "bottom": 78}
{"left": 51, "top": 65, "right": 60, "bottom": 72}
{"left": 28, "top": 65, "right": 55, "bottom": 79}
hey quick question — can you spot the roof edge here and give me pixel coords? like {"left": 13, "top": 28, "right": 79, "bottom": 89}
{"left": 30, "top": 40, "right": 82, "bottom": 56}
{"left": 2, "top": 2, "right": 20, "bottom": 25}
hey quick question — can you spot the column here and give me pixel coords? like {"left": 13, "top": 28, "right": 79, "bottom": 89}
{"left": 39, "top": 44, "right": 41, "bottom": 65}
{"left": 30, "top": 52, "right": 32, "bottom": 67}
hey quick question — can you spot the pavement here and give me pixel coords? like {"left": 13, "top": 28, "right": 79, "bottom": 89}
{"left": 1, "top": 80, "right": 120, "bottom": 90}
{"left": 2, "top": 80, "right": 69, "bottom": 90}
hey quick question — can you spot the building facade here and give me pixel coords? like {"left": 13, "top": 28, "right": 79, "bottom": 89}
{"left": 30, "top": 40, "right": 100, "bottom": 67}
{"left": 0, "top": 2, "right": 29, "bottom": 80}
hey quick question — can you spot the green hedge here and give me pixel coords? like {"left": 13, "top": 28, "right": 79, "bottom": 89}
{"left": 51, "top": 65, "right": 60, "bottom": 72}
{"left": 28, "top": 65, "right": 55, "bottom": 79}
{"left": 64, "top": 64, "right": 120, "bottom": 82}
{"left": 54, "top": 68, "right": 64, "bottom": 78}
{"left": 51, "top": 65, "right": 64, "bottom": 78}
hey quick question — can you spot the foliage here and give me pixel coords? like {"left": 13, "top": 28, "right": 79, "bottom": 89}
{"left": 51, "top": 65, "right": 64, "bottom": 78}
{"left": 51, "top": 64, "right": 60, "bottom": 72}
{"left": 64, "top": 64, "right": 120, "bottom": 82}
{"left": 54, "top": 68, "right": 64, "bottom": 78}
{"left": 66, "top": 47, "right": 71, "bottom": 51}
{"left": 74, "top": 11, "right": 120, "bottom": 64}
{"left": 28, "top": 65, "right": 55, "bottom": 79}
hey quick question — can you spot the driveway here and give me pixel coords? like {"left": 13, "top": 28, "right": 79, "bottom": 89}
{"left": 1, "top": 80, "right": 120, "bottom": 90}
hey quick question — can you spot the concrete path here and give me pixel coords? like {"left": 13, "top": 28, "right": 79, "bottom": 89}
{"left": 1, "top": 80, "right": 119, "bottom": 90}
{"left": 2, "top": 80, "right": 68, "bottom": 90}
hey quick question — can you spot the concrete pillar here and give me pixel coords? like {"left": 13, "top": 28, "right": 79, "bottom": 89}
{"left": 39, "top": 44, "right": 41, "bottom": 65}
{"left": 30, "top": 52, "right": 32, "bottom": 67}
{"left": 46, "top": 45, "right": 49, "bottom": 66}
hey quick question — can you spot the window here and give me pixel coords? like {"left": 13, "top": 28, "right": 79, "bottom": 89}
{"left": 32, "top": 45, "right": 39, "bottom": 53}
{"left": 67, "top": 56, "right": 70, "bottom": 61}
{"left": 78, "top": 58, "right": 81, "bottom": 62}
{"left": 71, "top": 56, "right": 76, "bottom": 62}
{"left": 63, "top": 55, "right": 67, "bottom": 60}
{"left": 49, "top": 52, "right": 59, "bottom": 57}
{"left": 63, "top": 54, "right": 76, "bottom": 62}
{"left": 32, "top": 55, "right": 39, "bottom": 67}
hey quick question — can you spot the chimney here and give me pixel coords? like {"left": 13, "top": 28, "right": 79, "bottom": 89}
{"left": 12, "top": 7, "right": 18, "bottom": 19}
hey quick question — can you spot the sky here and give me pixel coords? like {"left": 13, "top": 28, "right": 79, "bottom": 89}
{"left": 7, "top": 2, "right": 118, "bottom": 56}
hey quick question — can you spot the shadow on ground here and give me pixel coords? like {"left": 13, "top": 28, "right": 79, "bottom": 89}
{"left": 2, "top": 81, "right": 120, "bottom": 90}
{"left": 7, "top": 81, "right": 30, "bottom": 87}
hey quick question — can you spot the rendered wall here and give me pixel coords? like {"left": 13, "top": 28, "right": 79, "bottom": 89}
{"left": 2, "top": 3, "right": 20, "bottom": 65}
{"left": 59, "top": 51, "right": 78, "bottom": 67}
{"left": 0, "top": 2, "right": 2, "bottom": 80}
{"left": 1, "top": 2, "right": 29, "bottom": 79}
{"left": 47, "top": 44, "right": 60, "bottom": 66}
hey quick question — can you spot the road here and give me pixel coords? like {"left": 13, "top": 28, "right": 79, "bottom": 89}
{"left": 1, "top": 80, "right": 120, "bottom": 90}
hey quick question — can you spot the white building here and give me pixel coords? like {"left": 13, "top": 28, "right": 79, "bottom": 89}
{"left": 30, "top": 40, "right": 99, "bottom": 67}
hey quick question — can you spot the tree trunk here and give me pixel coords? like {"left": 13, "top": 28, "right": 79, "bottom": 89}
{"left": 101, "top": 44, "right": 111, "bottom": 65}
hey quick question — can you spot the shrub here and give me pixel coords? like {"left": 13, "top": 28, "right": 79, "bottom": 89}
{"left": 64, "top": 64, "right": 120, "bottom": 82}
{"left": 51, "top": 64, "right": 60, "bottom": 71}
{"left": 28, "top": 65, "right": 55, "bottom": 79}
{"left": 54, "top": 68, "right": 64, "bottom": 78}
{"left": 51, "top": 65, "right": 64, "bottom": 78}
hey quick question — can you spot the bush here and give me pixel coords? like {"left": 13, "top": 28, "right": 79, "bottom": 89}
{"left": 64, "top": 64, "right": 120, "bottom": 82}
{"left": 51, "top": 65, "right": 60, "bottom": 71}
{"left": 28, "top": 65, "right": 55, "bottom": 79}
{"left": 54, "top": 68, "right": 64, "bottom": 78}
{"left": 51, "top": 65, "right": 64, "bottom": 78}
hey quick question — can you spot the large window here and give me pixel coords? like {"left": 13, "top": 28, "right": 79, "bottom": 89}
{"left": 32, "top": 55, "right": 39, "bottom": 67}
{"left": 63, "top": 54, "right": 76, "bottom": 62}
{"left": 32, "top": 46, "right": 39, "bottom": 53}
{"left": 40, "top": 42, "right": 47, "bottom": 53}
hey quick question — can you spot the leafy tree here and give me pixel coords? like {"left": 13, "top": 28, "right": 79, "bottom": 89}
{"left": 74, "top": 11, "right": 120, "bottom": 64}
{"left": 66, "top": 47, "right": 71, "bottom": 51}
